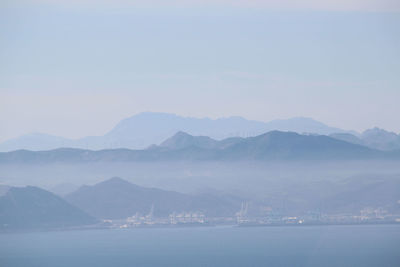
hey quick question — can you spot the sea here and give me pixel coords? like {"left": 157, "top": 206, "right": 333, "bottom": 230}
{"left": 1, "top": 224, "right": 399, "bottom": 267}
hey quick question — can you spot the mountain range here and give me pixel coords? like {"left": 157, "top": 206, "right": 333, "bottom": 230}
{"left": 1, "top": 130, "right": 398, "bottom": 163}
{"left": 0, "top": 112, "right": 358, "bottom": 152}
{"left": 2, "top": 112, "right": 398, "bottom": 152}
{"left": 330, "top": 128, "right": 400, "bottom": 151}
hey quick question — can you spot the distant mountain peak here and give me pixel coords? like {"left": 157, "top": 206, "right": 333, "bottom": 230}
{"left": 173, "top": 131, "right": 193, "bottom": 137}
{"left": 359, "top": 127, "right": 400, "bottom": 151}
{"left": 363, "top": 127, "right": 397, "bottom": 135}
{"left": 97, "top": 177, "right": 132, "bottom": 186}
{"left": 160, "top": 131, "right": 217, "bottom": 150}
{"left": 105, "top": 176, "right": 128, "bottom": 182}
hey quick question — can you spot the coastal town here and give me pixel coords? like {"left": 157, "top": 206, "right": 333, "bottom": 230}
{"left": 105, "top": 203, "right": 400, "bottom": 229}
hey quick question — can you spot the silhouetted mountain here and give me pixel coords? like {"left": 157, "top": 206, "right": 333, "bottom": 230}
{"left": 218, "top": 131, "right": 380, "bottom": 160}
{"left": 159, "top": 131, "right": 244, "bottom": 150}
{"left": 160, "top": 131, "right": 382, "bottom": 160}
{"left": 0, "top": 112, "right": 353, "bottom": 151}
{"left": 361, "top": 128, "right": 400, "bottom": 151}
{"left": 330, "top": 128, "right": 400, "bottom": 151}
{"left": 0, "top": 186, "right": 96, "bottom": 230}
{"left": 160, "top": 131, "right": 219, "bottom": 150}
{"left": 0, "top": 131, "right": 395, "bottom": 163}
{"left": 65, "top": 177, "right": 241, "bottom": 219}
{"left": 4, "top": 113, "right": 399, "bottom": 152}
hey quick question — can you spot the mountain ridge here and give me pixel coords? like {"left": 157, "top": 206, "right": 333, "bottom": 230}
{"left": 0, "top": 131, "right": 397, "bottom": 163}
{"left": 330, "top": 127, "right": 400, "bottom": 151}
{"left": 0, "top": 112, "right": 357, "bottom": 152}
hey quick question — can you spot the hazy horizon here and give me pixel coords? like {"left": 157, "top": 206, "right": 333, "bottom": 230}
{"left": 1, "top": 2, "right": 400, "bottom": 142}
{"left": 0, "top": 111, "right": 399, "bottom": 143}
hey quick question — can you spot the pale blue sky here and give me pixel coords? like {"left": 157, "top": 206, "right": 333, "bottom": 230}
{"left": 1, "top": 1, "right": 399, "bottom": 141}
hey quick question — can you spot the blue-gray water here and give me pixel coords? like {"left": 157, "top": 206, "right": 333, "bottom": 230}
{"left": 1, "top": 225, "right": 399, "bottom": 267}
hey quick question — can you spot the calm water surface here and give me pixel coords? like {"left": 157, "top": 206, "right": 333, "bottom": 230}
{"left": 1, "top": 225, "right": 399, "bottom": 267}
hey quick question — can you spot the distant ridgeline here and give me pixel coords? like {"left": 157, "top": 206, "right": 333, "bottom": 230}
{"left": 0, "top": 131, "right": 399, "bottom": 163}
{"left": 1, "top": 112, "right": 399, "bottom": 152}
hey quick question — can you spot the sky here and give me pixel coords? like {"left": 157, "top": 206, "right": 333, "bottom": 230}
{"left": 1, "top": 1, "right": 400, "bottom": 142}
